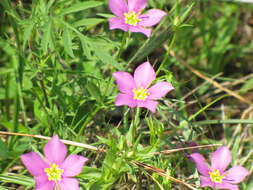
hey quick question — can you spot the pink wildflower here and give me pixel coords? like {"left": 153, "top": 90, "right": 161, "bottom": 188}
{"left": 190, "top": 146, "right": 249, "bottom": 190}
{"left": 109, "top": 0, "right": 167, "bottom": 37}
{"left": 21, "top": 135, "right": 88, "bottom": 190}
{"left": 112, "top": 62, "right": 174, "bottom": 112}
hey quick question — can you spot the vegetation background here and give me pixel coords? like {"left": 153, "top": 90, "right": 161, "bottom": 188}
{"left": 0, "top": 0, "right": 252, "bottom": 189}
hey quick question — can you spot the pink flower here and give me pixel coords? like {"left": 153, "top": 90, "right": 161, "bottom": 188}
{"left": 21, "top": 135, "right": 88, "bottom": 190}
{"left": 190, "top": 146, "right": 249, "bottom": 190}
{"left": 109, "top": 0, "right": 167, "bottom": 37}
{"left": 112, "top": 62, "right": 174, "bottom": 112}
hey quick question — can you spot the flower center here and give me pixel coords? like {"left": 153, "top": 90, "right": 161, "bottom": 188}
{"left": 124, "top": 11, "right": 142, "bottom": 26}
{"left": 44, "top": 163, "right": 64, "bottom": 182}
{"left": 209, "top": 169, "right": 227, "bottom": 184}
{"left": 132, "top": 86, "right": 150, "bottom": 101}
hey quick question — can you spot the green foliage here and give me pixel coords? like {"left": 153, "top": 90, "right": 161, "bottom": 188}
{"left": 0, "top": 0, "right": 252, "bottom": 189}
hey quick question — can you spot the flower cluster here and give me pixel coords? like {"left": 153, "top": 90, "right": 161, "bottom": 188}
{"left": 21, "top": 136, "right": 88, "bottom": 190}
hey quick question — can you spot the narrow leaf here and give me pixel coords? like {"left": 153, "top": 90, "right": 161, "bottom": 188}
{"left": 41, "top": 20, "right": 52, "bottom": 53}
{"left": 63, "top": 26, "right": 74, "bottom": 58}
{"left": 59, "top": 1, "right": 103, "bottom": 15}
{"left": 22, "top": 21, "right": 34, "bottom": 51}
{"left": 73, "top": 18, "right": 104, "bottom": 28}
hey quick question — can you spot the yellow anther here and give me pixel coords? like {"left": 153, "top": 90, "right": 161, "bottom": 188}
{"left": 124, "top": 11, "right": 142, "bottom": 26}
{"left": 132, "top": 86, "right": 149, "bottom": 101}
{"left": 209, "top": 169, "right": 227, "bottom": 184}
{"left": 44, "top": 163, "right": 64, "bottom": 182}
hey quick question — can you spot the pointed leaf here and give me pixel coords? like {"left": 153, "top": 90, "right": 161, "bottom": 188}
{"left": 59, "top": 1, "right": 103, "bottom": 15}
{"left": 41, "top": 20, "right": 52, "bottom": 53}
{"left": 73, "top": 18, "right": 104, "bottom": 28}
{"left": 63, "top": 26, "right": 74, "bottom": 58}
{"left": 22, "top": 21, "right": 34, "bottom": 51}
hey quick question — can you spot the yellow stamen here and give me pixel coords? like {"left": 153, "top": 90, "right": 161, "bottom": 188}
{"left": 132, "top": 86, "right": 150, "bottom": 101}
{"left": 124, "top": 11, "right": 142, "bottom": 26}
{"left": 44, "top": 163, "right": 64, "bottom": 182}
{"left": 209, "top": 169, "right": 227, "bottom": 184}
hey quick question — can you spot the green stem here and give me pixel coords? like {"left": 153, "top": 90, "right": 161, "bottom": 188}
{"left": 189, "top": 94, "right": 227, "bottom": 121}
{"left": 123, "top": 106, "right": 129, "bottom": 132}
{"left": 130, "top": 107, "right": 141, "bottom": 143}
{"left": 156, "top": 33, "right": 176, "bottom": 76}
{"left": 5, "top": 74, "right": 10, "bottom": 120}
{"left": 194, "top": 119, "right": 253, "bottom": 125}
{"left": 117, "top": 32, "right": 127, "bottom": 59}
{"left": 76, "top": 106, "right": 102, "bottom": 141}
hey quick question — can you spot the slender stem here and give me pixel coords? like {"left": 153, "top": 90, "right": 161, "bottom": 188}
{"left": 38, "top": 71, "right": 50, "bottom": 108}
{"left": 117, "top": 32, "right": 127, "bottom": 59}
{"left": 130, "top": 107, "right": 141, "bottom": 143}
{"left": 194, "top": 119, "right": 253, "bottom": 125}
{"left": 130, "top": 108, "right": 135, "bottom": 143}
{"left": 156, "top": 33, "right": 176, "bottom": 76}
{"left": 75, "top": 106, "right": 102, "bottom": 141}
{"left": 32, "top": 89, "right": 54, "bottom": 135}
{"left": 123, "top": 106, "right": 129, "bottom": 132}
{"left": 5, "top": 74, "right": 10, "bottom": 120}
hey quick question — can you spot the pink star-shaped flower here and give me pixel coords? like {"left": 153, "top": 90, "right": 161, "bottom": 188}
{"left": 112, "top": 62, "right": 174, "bottom": 112}
{"left": 21, "top": 135, "right": 88, "bottom": 190}
{"left": 109, "top": 0, "right": 167, "bottom": 37}
{"left": 190, "top": 146, "right": 249, "bottom": 190}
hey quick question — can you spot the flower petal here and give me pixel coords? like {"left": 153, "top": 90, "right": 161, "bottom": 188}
{"left": 134, "top": 62, "right": 155, "bottom": 88}
{"left": 211, "top": 146, "right": 231, "bottom": 173}
{"left": 113, "top": 71, "right": 136, "bottom": 94}
{"left": 129, "top": 25, "right": 152, "bottom": 37}
{"left": 109, "top": 0, "right": 128, "bottom": 17}
{"left": 147, "top": 82, "right": 174, "bottom": 100}
{"left": 225, "top": 166, "right": 249, "bottom": 184}
{"left": 128, "top": 0, "right": 147, "bottom": 13}
{"left": 115, "top": 93, "right": 137, "bottom": 107}
{"left": 109, "top": 17, "right": 129, "bottom": 32}
{"left": 61, "top": 155, "right": 88, "bottom": 177}
{"left": 58, "top": 178, "right": 79, "bottom": 190}
{"left": 139, "top": 9, "right": 167, "bottom": 27}
{"left": 34, "top": 175, "right": 54, "bottom": 190}
{"left": 137, "top": 99, "right": 158, "bottom": 112}
{"left": 200, "top": 175, "right": 214, "bottom": 188}
{"left": 21, "top": 152, "right": 48, "bottom": 176}
{"left": 216, "top": 181, "right": 239, "bottom": 190}
{"left": 44, "top": 135, "right": 67, "bottom": 164}
{"left": 189, "top": 153, "right": 210, "bottom": 176}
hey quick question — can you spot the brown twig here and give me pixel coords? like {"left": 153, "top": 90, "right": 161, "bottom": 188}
{"left": 0, "top": 131, "right": 105, "bottom": 152}
{"left": 131, "top": 161, "right": 198, "bottom": 190}
{"left": 153, "top": 143, "right": 222, "bottom": 155}
{"left": 170, "top": 50, "right": 253, "bottom": 106}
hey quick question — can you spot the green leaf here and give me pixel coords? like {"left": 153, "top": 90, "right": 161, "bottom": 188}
{"left": 96, "top": 13, "right": 115, "bottom": 18}
{"left": 22, "top": 21, "right": 34, "bottom": 51}
{"left": 93, "top": 47, "right": 118, "bottom": 67}
{"left": 78, "top": 34, "right": 92, "bottom": 58}
{"left": 63, "top": 26, "right": 74, "bottom": 58}
{"left": 86, "top": 81, "right": 102, "bottom": 103}
{"left": 240, "top": 77, "right": 253, "bottom": 94}
{"left": 73, "top": 18, "right": 104, "bottom": 28}
{"left": 41, "top": 20, "right": 52, "bottom": 53}
{"left": 0, "top": 121, "right": 28, "bottom": 133}
{"left": 59, "top": 1, "right": 103, "bottom": 15}
{"left": 0, "top": 174, "right": 34, "bottom": 186}
{"left": 129, "top": 24, "right": 173, "bottom": 63}
{"left": 178, "top": 2, "right": 194, "bottom": 26}
{"left": 0, "top": 139, "right": 8, "bottom": 159}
